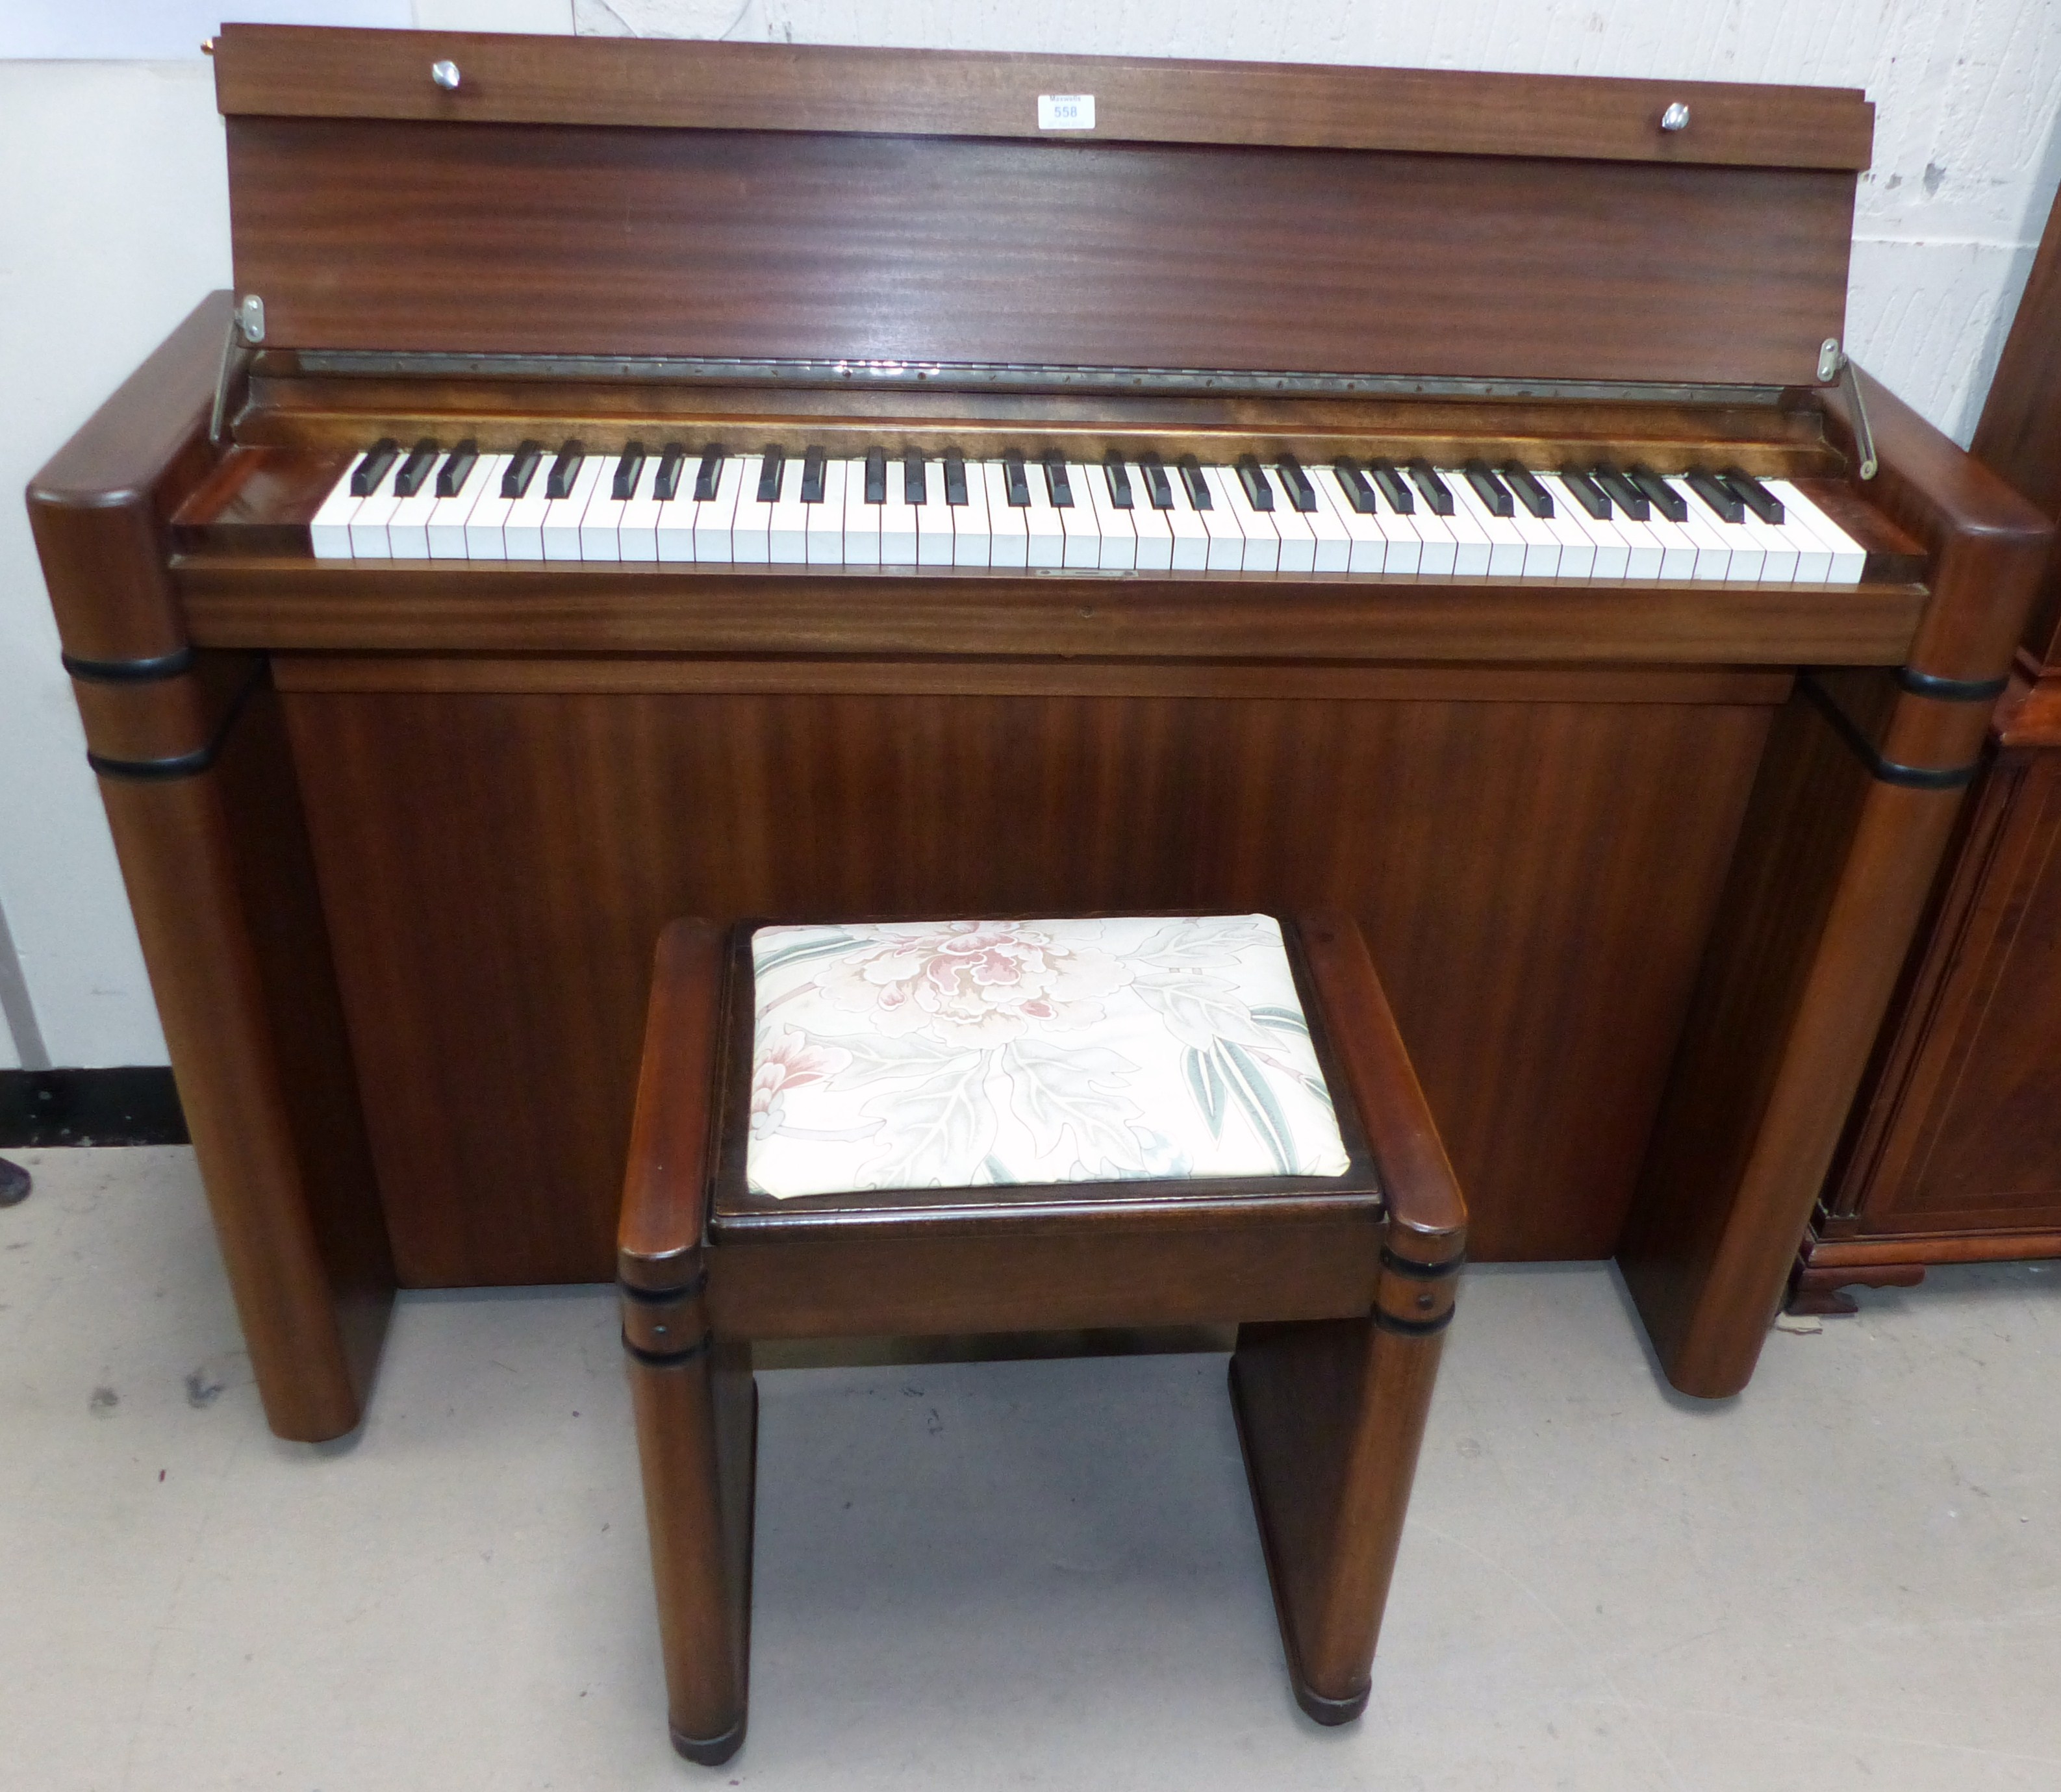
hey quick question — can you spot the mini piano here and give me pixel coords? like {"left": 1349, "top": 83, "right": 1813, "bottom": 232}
{"left": 29, "top": 25, "right": 2051, "bottom": 1439}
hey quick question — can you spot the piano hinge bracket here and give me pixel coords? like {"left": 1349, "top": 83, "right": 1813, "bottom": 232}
{"left": 210, "top": 303, "right": 259, "bottom": 447}
{"left": 1819, "top": 339, "right": 1878, "bottom": 481}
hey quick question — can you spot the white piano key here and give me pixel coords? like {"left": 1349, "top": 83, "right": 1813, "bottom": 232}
{"left": 1446, "top": 472, "right": 1527, "bottom": 577}
{"left": 1022, "top": 462, "right": 1065, "bottom": 569}
{"left": 427, "top": 453, "right": 492, "bottom": 561}
{"left": 616, "top": 455, "right": 663, "bottom": 562}
{"left": 1196, "top": 466, "right": 1247, "bottom": 571}
{"left": 310, "top": 454, "right": 368, "bottom": 559}
{"left": 1612, "top": 510, "right": 1666, "bottom": 581}
{"left": 692, "top": 454, "right": 744, "bottom": 563}
{"left": 1055, "top": 462, "right": 1102, "bottom": 570}
{"left": 386, "top": 456, "right": 444, "bottom": 559}
{"left": 1128, "top": 481, "right": 1173, "bottom": 571}
{"left": 731, "top": 455, "right": 774, "bottom": 564}
{"left": 1296, "top": 469, "right": 1352, "bottom": 574}
{"left": 1497, "top": 481, "right": 1565, "bottom": 578}
{"left": 1314, "top": 470, "right": 1386, "bottom": 574}
{"left": 462, "top": 456, "right": 519, "bottom": 561}
{"left": 1673, "top": 477, "right": 1765, "bottom": 582}
{"left": 915, "top": 463, "right": 955, "bottom": 567}
{"left": 1550, "top": 477, "right": 1624, "bottom": 581}
{"left": 842, "top": 457, "right": 883, "bottom": 566}
{"left": 1409, "top": 501, "right": 1458, "bottom": 577}
{"left": 542, "top": 454, "right": 605, "bottom": 562}
{"left": 1752, "top": 486, "right": 1832, "bottom": 583}
{"left": 1659, "top": 480, "right": 1736, "bottom": 581}
{"left": 1085, "top": 460, "right": 1137, "bottom": 571}
{"left": 655, "top": 459, "right": 702, "bottom": 563}
{"left": 1434, "top": 472, "right": 1493, "bottom": 577}
{"left": 1530, "top": 487, "right": 1595, "bottom": 578}
{"left": 1734, "top": 506, "right": 1799, "bottom": 583}
{"left": 579, "top": 454, "right": 637, "bottom": 562}
{"left": 879, "top": 460, "right": 920, "bottom": 564}
{"left": 950, "top": 459, "right": 991, "bottom": 568}
{"left": 1637, "top": 499, "right": 1701, "bottom": 581}
{"left": 983, "top": 462, "right": 1030, "bottom": 569}
{"left": 1219, "top": 464, "right": 1281, "bottom": 572}
{"left": 766, "top": 453, "right": 812, "bottom": 564}
{"left": 503, "top": 455, "right": 553, "bottom": 559}
{"left": 348, "top": 462, "right": 404, "bottom": 559}
{"left": 805, "top": 457, "right": 846, "bottom": 565}
{"left": 1767, "top": 481, "right": 1866, "bottom": 583}
{"left": 1268, "top": 478, "right": 1319, "bottom": 574}
{"left": 1165, "top": 473, "right": 1209, "bottom": 572}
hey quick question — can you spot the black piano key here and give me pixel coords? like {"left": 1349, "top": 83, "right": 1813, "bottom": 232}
{"left": 435, "top": 439, "right": 478, "bottom": 499}
{"left": 1139, "top": 452, "right": 1174, "bottom": 510}
{"left": 545, "top": 440, "right": 585, "bottom": 501}
{"left": 1629, "top": 464, "right": 1688, "bottom": 522}
{"left": 1407, "top": 459, "right": 1454, "bottom": 516}
{"left": 1558, "top": 466, "right": 1612, "bottom": 520}
{"left": 1235, "top": 453, "right": 1275, "bottom": 512}
{"left": 654, "top": 444, "right": 689, "bottom": 503}
{"left": 1042, "top": 451, "right": 1073, "bottom": 508}
{"left": 1178, "top": 455, "right": 1213, "bottom": 511}
{"left": 683, "top": 444, "right": 718, "bottom": 502}
{"left": 501, "top": 439, "right": 543, "bottom": 499}
{"left": 756, "top": 446, "right": 785, "bottom": 505}
{"left": 864, "top": 447, "right": 887, "bottom": 505}
{"left": 1004, "top": 452, "right": 1031, "bottom": 507}
{"left": 1723, "top": 467, "right": 1786, "bottom": 524}
{"left": 1103, "top": 449, "right": 1134, "bottom": 510}
{"left": 1276, "top": 454, "right": 1317, "bottom": 513}
{"left": 904, "top": 449, "right": 928, "bottom": 506}
{"left": 393, "top": 438, "right": 440, "bottom": 498}
{"left": 351, "top": 436, "right": 399, "bottom": 497}
{"left": 1685, "top": 468, "right": 1745, "bottom": 524}
{"left": 943, "top": 453, "right": 968, "bottom": 506}
{"left": 1500, "top": 462, "right": 1554, "bottom": 520}
{"left": 1367, "top": 459, "right": 1415, "bottom": 514}
{"left": 1332, "top": 457, "right": 1378, "bottom": 515}
{"left": 613, "top": 441, "right": 648, "bottom": 501}
{"left": 1591, "top": 462, "right": 1647, "bottom": 521}
{"left": 800, "top": 446, "right": 826, "bottom": 504}
{"left": 1463, "top": 459, "right": 1514, "bottom": 518}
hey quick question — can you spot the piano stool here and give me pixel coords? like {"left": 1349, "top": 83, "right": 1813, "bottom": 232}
{"left": 616, "top": 910, "right": 1466, "bottom": 1762}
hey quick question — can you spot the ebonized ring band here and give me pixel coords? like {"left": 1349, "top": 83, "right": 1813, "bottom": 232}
{"left": 1800, "top": 675, "right": 1980, "bottom": 791}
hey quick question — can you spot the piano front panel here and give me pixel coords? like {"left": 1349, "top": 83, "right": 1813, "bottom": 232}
{"left": 274, "top": 658, "right": 1777, "bottom": 1284}
{"left": 225, "top": 115, "right": 1855, "bottom": 386}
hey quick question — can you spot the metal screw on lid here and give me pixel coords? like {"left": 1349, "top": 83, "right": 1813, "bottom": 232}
{"left": 1660, "top": 102, "right": 1691, "bottom": 132}
{"left": 432, "top": 59, "right": 461, "bottom": 91}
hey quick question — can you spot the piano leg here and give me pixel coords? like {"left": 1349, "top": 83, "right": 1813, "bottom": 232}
{"left": 1228, "top": 1293, "right": 1450, "bottom": 1723}
{"left": 90, "top": 674, "right": 396, "bottom": 1441}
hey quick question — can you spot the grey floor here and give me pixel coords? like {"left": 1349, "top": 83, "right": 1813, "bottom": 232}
{"left": 3, "top": 1147, "right": 2058, "bottom": 1790}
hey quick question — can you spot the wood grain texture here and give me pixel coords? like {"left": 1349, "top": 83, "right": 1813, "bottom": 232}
{"left": 176, "top": 560, "right": 1927, "bottom": 668}
{"left": 213, "top": 25, "right": 1873, "bottom": 171}
{"left": 27, "top": 291, "right": 226, "bottom": 664}
{"left": 281, "top": 677, "right": 1766, "bottom": 1286}
{"left": 225, "top": 116, "right": 1855, "bottom": 388}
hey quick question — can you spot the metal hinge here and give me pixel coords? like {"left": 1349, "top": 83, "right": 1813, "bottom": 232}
{"left": 1818, "top": 337, "right": 1877, "bottom": 481}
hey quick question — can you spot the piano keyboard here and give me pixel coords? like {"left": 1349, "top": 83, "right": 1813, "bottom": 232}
{"left": 309, "top": 438, "right": 1870, "bottom": 583}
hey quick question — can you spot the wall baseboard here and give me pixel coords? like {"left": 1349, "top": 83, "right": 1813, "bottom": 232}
{"left": 0, "top": 1068, "right": 188, "bottom": 1148}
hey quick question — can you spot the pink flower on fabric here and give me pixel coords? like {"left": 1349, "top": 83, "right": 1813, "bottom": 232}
{"left": 751, "top": 1028, "right": 852, "bottom": 1133}
{"left": 819, "top": 921, "right": 1130, "bottom": 1046}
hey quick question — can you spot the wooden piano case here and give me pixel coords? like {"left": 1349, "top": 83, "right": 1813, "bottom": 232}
{"left": 26, "top": 26, "right": 2050, "bottom": 1437}
{"left": 1797, "top": 177, "right": 2061, "bottom": 1307}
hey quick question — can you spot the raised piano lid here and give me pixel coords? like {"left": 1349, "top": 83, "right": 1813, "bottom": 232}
{"left": 212, "top": 26, "right": 1872, "bottom": 394}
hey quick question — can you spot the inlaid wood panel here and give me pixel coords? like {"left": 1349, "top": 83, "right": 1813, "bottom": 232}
{"left": 281, "top": 673, "right": 1772, "bottom": 1285}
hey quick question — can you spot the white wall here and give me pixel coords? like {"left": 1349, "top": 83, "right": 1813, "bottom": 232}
{"left": 1, "top": 0, "right": 2056, "bottom": 1068}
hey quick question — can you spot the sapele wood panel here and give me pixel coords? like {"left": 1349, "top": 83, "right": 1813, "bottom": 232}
{"left": 214, "top": 26, "right": 1874, "bottom": 171}
{"left": 281, "top": 677, "right": 1769, "bottom": 1285}
{"left": 225, "top": 116, "right": 1856, "bottom": 388}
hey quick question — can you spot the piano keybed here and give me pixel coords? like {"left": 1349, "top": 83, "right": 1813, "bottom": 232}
{"left": 303, "top": 436, "right": 1871, "bottom": 584}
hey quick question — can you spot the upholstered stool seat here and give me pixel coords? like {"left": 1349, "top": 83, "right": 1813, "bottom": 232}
{"left": 620, "top": 911, "right": 1465, "bottom": 1764}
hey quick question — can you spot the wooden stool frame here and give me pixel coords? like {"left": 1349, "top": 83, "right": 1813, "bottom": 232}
{"left": 618, "top": 911, "right": 1466, "bottom": 1762}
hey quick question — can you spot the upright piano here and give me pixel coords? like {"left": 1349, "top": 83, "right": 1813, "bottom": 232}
{"left": 28, "top": 25, "right": 2050, "bottom": 1439}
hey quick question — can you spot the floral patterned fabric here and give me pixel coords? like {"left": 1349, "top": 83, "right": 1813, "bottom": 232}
{"left": 744, "top": 915, "right": 1350, "bottom": 1200}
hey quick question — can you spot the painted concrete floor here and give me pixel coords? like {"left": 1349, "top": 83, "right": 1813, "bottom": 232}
{"left": 3, "top": 1146, "right": 2058, "bottom": 1791}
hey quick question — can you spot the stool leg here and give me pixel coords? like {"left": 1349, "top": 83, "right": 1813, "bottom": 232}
{"left": 1228, "top": 1270, "right": 1454, "bottom": 1722}
{"left": 627, "top": 1332, "right": 757, "bottom": 1764}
